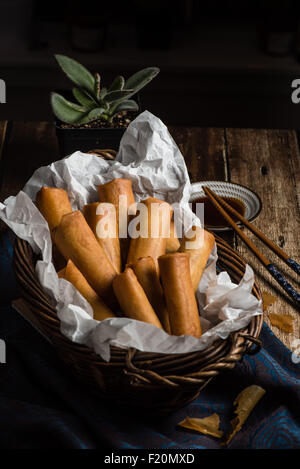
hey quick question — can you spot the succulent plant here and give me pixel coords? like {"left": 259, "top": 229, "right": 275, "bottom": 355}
{"left": 51, "top": 55, "right": 159, "bottom": 125}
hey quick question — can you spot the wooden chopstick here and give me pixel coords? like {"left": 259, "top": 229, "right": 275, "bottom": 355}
{"left": 203, "top": 186, "right": 300, "bottom": 276}
{"left": 202, "top": 186, "right": 300, "bottom": 306}
{"left": 202, "top": 187, "right": 270, "bottom": 267}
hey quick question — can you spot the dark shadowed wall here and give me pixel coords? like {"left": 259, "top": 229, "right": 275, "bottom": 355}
{"left": 1, "top": 0, "right": 300, "bottom": 129}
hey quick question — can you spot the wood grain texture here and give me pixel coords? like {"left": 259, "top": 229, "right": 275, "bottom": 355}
{"left": 169, "top": 127, "right": 226, "bottom": 182}
{"left": 226, "top": 128, "right": 300, "bottom": 351}
{"left": 169, "top": 126, "right": 234, "bottom": 246}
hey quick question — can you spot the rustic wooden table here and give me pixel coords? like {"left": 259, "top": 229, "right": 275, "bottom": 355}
{"left": 0, "top": 121, "right": 299, "bottom": 352}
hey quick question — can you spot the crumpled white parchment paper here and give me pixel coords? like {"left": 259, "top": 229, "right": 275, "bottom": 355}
{"left": 0, "top": 111, "right": 262, "bottom": 361}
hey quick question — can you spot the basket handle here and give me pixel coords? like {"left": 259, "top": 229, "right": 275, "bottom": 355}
{"left": 237, "top": 333, "right": 262, "bottom": 355}
{"left": 86, "top": 149, "right": 117, "bottom": 160}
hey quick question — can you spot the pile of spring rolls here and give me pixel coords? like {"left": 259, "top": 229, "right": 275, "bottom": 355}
{"left": 36, "top": 179, "right": 215, "bottom": 339}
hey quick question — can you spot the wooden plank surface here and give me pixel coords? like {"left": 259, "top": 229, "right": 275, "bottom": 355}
{"left": 169, "top": 127, "right": 234, "bottom": 246}
{"left": 169, "top": 127, "right": 227, "bottom": 182}
{"left": 225, "top": 128, "right": 300, "bottom": 351}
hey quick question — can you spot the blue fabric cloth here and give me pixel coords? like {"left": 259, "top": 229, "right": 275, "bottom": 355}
{"left": 0, "top": 229, "right": 299, "bottom": 449}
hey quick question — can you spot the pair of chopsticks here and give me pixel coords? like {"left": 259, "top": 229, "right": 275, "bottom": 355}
{"left": 202, "top": 186, "right": 300, "bottom": 306}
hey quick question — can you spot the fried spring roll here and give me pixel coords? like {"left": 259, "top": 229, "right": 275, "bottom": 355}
{"left": 112, "top": 267, "right": 163, "bottom": 329}
{"left": 36, "top": 187, "right": 72, "bottom": 231}
{"left": 53, "top": 210, "right": 117, "bottom": 305}
{"left": 97, "top": 178, "right": 135, "bottom": 212}
{"left": 131, "top": 256, "right": 171, "bottom": 333}
{"left": 36, "top": 186, "right": 73, "bottom": 270}
{"left": 58, "top": 260, "right": 115, "bottom": 321}
{"left": 97, "top": 178, "right": 136, "bottom": 234}
{"left": 179, "top": 226, "right": 215, "bottom": 291}
{"left": 83, "top": 202, "right": 121, "bottom": 273}
{"left": 158, "top": 253, "right": 202, "bottom": 338}
{"left": 166, "top": 220, "right": 180, "bottom": 253}
{"left": 127, "top": 197, "right": 173, "bottom": 270}
{"left": 97, "top": 178, "right": 136, "bottom": 264}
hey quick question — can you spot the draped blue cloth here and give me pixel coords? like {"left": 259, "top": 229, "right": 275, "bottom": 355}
{"left": 0, "top": 229, "right": 299, "bottom": 449}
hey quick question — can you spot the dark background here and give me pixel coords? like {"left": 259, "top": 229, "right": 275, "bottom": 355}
{"left": 1, "top": 0, "right": 300, "bottom": 128}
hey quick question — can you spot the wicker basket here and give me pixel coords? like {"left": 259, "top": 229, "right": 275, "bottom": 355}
{"left": 13, "top": 235, "right": 263, "bottom": 415}
{"left": 12, "top": 148, "right": 263, "bottom": 414}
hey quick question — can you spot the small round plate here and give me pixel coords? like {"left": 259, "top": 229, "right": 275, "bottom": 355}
{"left": 190, "top": 180, "right": 262, "bottom": 232}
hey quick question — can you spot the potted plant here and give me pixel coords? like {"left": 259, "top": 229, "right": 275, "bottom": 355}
{"left": 51, "top": 54, "right": 159, "bottom": 155}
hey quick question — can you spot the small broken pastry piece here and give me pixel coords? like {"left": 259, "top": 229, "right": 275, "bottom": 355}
{"left": 112, "top": 267, "right": 163, "bottom": 329}
{"left": 166, "top": 220, "right": 180, "bottom": 254}
{"left": 127, "top": 197, "right": 173, "bottom": 271}
{"left": 177, "top": 414, "right": 224, "bottom": 439}
{"left": 130, "top": 256, "right": 171, "bottom": 333}
{"left": 224, "top": 385, "right": 266, "bottom": 445}
{"left": 268, "top": 312, "right": 294, "bottom": 333}
{"left": 36, "top": 187, "right": 72, "bottom": 231}
{"left": 53, "top": 210, "right": 117, "bottom": 305}
{"left": 179, "top": 226, "right": 215, "bottom": 291}
{"left": 58, "top": 260, "right": 115, "bottom": 321}
{"left": 83, "top": 202, "right": 121, "bottom": 273}
{"left": 158, "top": 252, "right": 202, "bottom": 338}
{"left": 261, "top": 291, "right": 277, "bottom": 311}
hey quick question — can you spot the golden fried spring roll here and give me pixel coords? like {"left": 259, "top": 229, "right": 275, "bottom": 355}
{"left": 131, "top": 256, "right": 171, "bottom": 333}
{"left": 97, "top": 178, "right": 136, "bottom": 264}
{"left": 97, "top": 178, "right": 135, "bottom": 213}
{"left": 58, "top": 260, "right": 115, "bottom": 321}
{"left": 83, "top": 202, "right": 121, "bottom": 273}
{"left": 158, "top": 253, "right": 202, "bottom": 338}
{"left": 36, "top": 187, "right": 72, "bottom": 231}
{"left": 179, "top": 226, "right": 215, "bottom": 291}
{"left": 127, "top": 197, "right": 173, "bottom": 270}
{"left": 166, "top": 220, "right": 180, "bottom": 253}
{"left": 112, "top": 267, "right": 163, "bottom": 329}
{"left": 53, "top": 210, "right": 117, "bottom": 305}
{"left": 97, "top": 178, "right": 136, "bottom": 235}
{"left": 36, "top": 186, "right": 73, "bottom": 270}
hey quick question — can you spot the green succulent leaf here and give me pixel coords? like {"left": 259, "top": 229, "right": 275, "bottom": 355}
{"left": 72, "top": 87, "right": 97, "bottom": 110}
{"left": 94, "top": 73, "right": 101, "bottom": 99}
{"left": 75, "top": 115, "right": 96, "bottom": 125}
{"left": 87, "top": 107, "right": 106, "bottom": 121}
{"left": 108, "top": 75, "right": 125, "bottom": 92}
{"left": 104, "top": 89, "right": 134, "bottom": 104}
{"left": 125, "top": 67, "right": 159, "bottom": 98}
{"left": 55, "top": 54, "right": 95, "bottom": 94}
{"left": 109, "top": 99, "right": 139, "bottom": 116}
{"left": 99, "top": 87, "right": 107, "bottom": 100}
{"left": 51, "top": 92, "right": 89, "bottom": 124}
